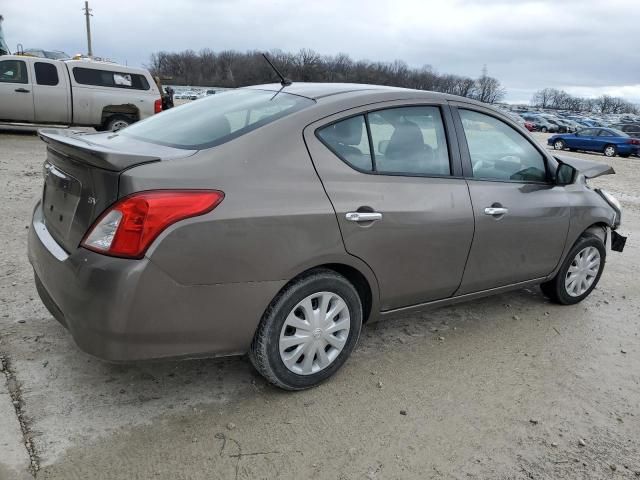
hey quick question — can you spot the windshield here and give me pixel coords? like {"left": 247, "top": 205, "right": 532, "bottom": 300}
{"left": 121, "top": 89, "right": 314, "bottom": 149}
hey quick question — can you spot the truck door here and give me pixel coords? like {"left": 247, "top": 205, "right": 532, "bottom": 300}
{"left": 32, "top": 60, "right": 71, "bottom": 124}
{"left": 0, "top": 58, "right": 34, "bottom": 122}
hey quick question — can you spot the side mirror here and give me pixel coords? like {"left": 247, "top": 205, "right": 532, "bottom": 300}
{"left": 556, "top": 163, "right": 576, "bottom": 185}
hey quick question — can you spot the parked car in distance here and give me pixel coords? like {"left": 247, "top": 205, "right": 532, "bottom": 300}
{"left": 609, "top": 123, "right": 640, "bottom": 139}
{"left": 0, "top": 55, "right": 162, "bottom": 130}
{"left": 548, "top": 127, "right": 640, "bottom": 157}
{"left": 28, "top": 83, "right": 625, "bottom": 390}
{"left": 22, "top": 49, "right": 70, "bottom": 60}
{"left": 524, "top": 120, "right": 535, "bottom": 132}
{"left": 522, "top": 115, "right": 559, "bottom": 133}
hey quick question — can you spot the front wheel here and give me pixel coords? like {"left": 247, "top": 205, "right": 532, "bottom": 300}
{"left": 540, "top": 234, "right": 606, "bottom": 305}
{"left": 540, "top": 126, "right": 548, "bottom": 133}
{"left": 604, "top": 144, "right": 617, "bottom": 157}
{"left": 249, "top": 269, "right": 363, "bottom": 390}
{"left": 553, "top": 139, "right": 565, "bottom": 150}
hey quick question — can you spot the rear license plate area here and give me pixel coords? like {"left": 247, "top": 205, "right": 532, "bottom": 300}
{"left": 43, "top": 162, "right": 82, "bottom": 238}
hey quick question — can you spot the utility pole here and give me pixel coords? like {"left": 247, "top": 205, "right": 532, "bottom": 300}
{"left": 83, "top": 1, "right": 93, "bottom": 57}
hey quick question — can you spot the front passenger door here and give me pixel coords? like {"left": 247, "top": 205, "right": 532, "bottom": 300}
{"left": 453, "top": 106, "right": 570, "bottom": 294}
{"left": 0, "top": 59, "right": 34, "bottom": 122}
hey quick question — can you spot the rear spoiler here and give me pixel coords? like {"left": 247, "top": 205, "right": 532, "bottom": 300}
{"left": 38, "top": 129, "right": 161, "bottom": 172}
{"left": 554, "top": 154, "right": 615, "bottom": 179}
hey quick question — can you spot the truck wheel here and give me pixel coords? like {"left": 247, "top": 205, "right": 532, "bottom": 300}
{"left": 105, "top": 115, "right": 132, "bottom": 132}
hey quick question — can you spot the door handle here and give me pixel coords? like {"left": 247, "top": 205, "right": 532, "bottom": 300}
{"left": 484, "top": 207, "right": 508, "bottom": 216}
{"left": 345, "top": 212, "right": 383, "bottom": 222}
{"left": 15, "top": 88, "right": 30, "bottom": 93}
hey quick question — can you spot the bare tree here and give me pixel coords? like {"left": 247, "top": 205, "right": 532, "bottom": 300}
{"left": 148, "top": 49, "right": 507, "bottom": 103}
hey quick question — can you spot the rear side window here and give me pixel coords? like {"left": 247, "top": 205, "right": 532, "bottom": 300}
{"left": 459, "top": 109, "right": 547, "bottom": 183}
{"left": 0, "top": 59, "right": 28, "bottom": 84}
{"left": 121, "top": 89, "right": 314, "bottom": 149}
{"left": 317, "top": 106, "right": 451, "bottom": 176}
{"left": 369, "top": 106, "right": 450, "bottom": 175}
{"left": 35, "top": 62, "right": 59, "bottom": 86}
{"left": 316, "top": 115, "right": 373, "bottom": 171}
{"left": 73, "top": 67, "right": 150, "bottom": 90}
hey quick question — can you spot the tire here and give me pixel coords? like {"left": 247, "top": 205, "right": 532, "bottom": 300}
{"left": 540, "top": 126, "right": 548, "bottom": 133}
{"left": 104, "top": 115, "right": 132, "bottom": 132}
{"left": 249, "top": 269, "right": 363, "bottom": 390}
{"left": 569, "top": 148, "right": 577, "bottom": 152}
{"left": 553, "top": 139, "right": 565, "bottom": 150}
{"left": 540, "top": 234, "right": 606, "bottom": 305}
{"left": 620, "top": 153, "right": 630, "bottom": 158}
{"left": 603, "top": 144, "right": 617, "bottom": 157}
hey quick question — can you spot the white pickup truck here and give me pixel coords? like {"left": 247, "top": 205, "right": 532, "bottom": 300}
{"left": 0, "top": 55, "right": 162, "bottom": 130}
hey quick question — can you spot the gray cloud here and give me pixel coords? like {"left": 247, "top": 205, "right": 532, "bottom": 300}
{"left": 3, "top": 0, "right": 639, "bottom": 103}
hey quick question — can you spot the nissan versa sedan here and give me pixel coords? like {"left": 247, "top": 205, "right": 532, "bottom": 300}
{"left": 548, "top": 127, "right": 640, "bottom": 157}
{"left": 28, "top": 83, "right": 627, "bottom": 390}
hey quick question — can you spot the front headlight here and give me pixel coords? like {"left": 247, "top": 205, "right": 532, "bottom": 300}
{"left": 597, "top": 189, "right": 622, "bottom": 228}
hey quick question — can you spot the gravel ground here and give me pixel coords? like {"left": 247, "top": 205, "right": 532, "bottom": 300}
{"left": 0, "top": 130, "right": 638, "bottom": 479}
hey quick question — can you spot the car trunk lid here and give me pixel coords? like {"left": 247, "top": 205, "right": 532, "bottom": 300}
{"left": 38, "top": 128, "right": 195, "bottom": 253}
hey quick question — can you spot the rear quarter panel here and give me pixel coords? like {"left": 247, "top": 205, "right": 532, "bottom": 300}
{"left": 118, "top": 112, "right": 367, "bottom": 287}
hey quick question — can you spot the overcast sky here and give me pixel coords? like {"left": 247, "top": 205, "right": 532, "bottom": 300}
{"left": 3, "top": 0, "right": 639, "bottom": 103}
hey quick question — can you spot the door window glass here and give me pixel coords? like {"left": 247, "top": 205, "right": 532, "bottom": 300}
{"left": 459, "top": 109, "right": 547, "bottom": 182}
{"left": 34, "top": 62, "right": 59, "bottom": 86}
{"left": 578, "top": 128, "right": 597, "bottom": 136}
{"left": 317, "top": 115, "right": 373, "bottom": 171}
{"left": 368, "top": 106, "right": 450, "bottom": 175}
{"left": 0, "top": 60, "right": 28, "bottom": 84}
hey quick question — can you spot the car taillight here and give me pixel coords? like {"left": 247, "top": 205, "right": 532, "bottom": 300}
{"left": 81, "top": 190, "right": 224, "bottom": 259}
{"left": 627, "top": 138, "right": 640, "bottom": 145}
{"left": 154, "top": 98, "right": 162, "bottom": 114}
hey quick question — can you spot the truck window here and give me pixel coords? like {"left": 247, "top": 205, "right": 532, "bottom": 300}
{"left": 73, "top": 67, "right": 150, "bottom": 90}
{"left": 0, "top": 59, "right": 28, "bottom": 84}
{"left": 35, "top": 62, "right": 59, "bottom": 86}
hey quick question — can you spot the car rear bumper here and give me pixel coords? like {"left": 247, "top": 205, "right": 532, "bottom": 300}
{"left": 28, "top": 201, "right": 284, "bottom": 362}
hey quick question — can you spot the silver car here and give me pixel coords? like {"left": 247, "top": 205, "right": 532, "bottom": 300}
{"left": 28, "top": 83, "right": 626, "bottom": 390}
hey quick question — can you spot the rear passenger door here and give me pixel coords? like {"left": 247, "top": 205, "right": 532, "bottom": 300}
{"left": 305, "top": 102, "right": 475, "bottom": 311}
{"left": 0, "top": 58, "right": 34, "bottom": 122}
{"left": 451, "top": 105, "right": 570, "bottom": 294}
{"left": 32, "top": 60, "right": 70, "bottom": 124}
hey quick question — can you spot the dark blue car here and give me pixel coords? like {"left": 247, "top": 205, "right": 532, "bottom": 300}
{"left": 548, "top": 128, "right": 640, "bottom": 158}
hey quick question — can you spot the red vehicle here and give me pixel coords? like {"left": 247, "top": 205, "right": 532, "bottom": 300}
{"left": 524, "top": 121, "right": 535, "bottom": 132}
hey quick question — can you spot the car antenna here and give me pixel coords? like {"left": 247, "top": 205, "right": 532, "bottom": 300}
{"left": 262, "top": 53, "right": 292, "bottom": 87}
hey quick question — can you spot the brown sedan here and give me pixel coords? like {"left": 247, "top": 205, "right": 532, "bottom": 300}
{"left": 28, "top": 83, "right": 625, "bottom": 389}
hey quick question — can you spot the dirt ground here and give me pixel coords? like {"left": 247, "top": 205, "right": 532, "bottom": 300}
{"left": 0, "top": 129, "right": 638, "bottom": 480}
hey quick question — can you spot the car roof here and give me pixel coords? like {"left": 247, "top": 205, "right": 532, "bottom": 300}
{"left": 243, "top": 82, "right": 461, "bottom": 102}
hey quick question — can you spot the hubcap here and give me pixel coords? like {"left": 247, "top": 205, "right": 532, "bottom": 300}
{"left": 279, "top": 292, "right": 350, "bottom": 375}
{"left": 554, "top": 141, "right": 564, "bottom": 150}
{"left": 565, "top": 246, "right": 601, "bottom": 297}
{"left": 111, "top": 120, "right": 129, "bottom": 131}
{"left": 605, "top": 146, "right": 615, "bottom": 157}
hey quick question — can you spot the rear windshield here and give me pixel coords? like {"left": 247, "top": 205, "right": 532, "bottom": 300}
{"left": 121, "top": 89, "right": 314, "bottom": 149}
{"left": 607, "top": 128, "right": 628, "bottom": 137}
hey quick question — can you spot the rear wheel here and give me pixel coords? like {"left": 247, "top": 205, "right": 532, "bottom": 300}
{"left": 249, "top": 269, "right": 363, "bottom": 390}
{"left": 553, "top": 139, "right": 565, "bottom": 150}
{"left": 105, "top": 115, "right": 132, "bottom": 132}
{"left": 603, "top": 144, "right": 617, "bottom": 157}
{"left": 540, "top": 126, "right": 548, "bottom": 133}
{"left": 620, "top": 153, "right": 630, "bottom": 158}
{"left": 540, "top": 234, "right": 606, "bottom": 305}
